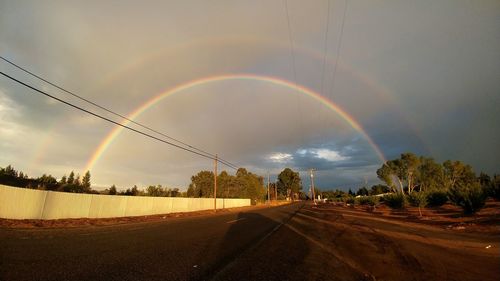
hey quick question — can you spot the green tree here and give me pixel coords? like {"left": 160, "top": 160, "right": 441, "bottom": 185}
{"left": 356, "top": 187, "right": 369, "bottom": 196}
{"left": 408, "top": 191, "right": 427, "bottom": 217}
{"left": 277, "top": 168, "right": 302, "bottom": 199}
{"left": 443, "top": 160, "right": 476, "bottom": 190}
{"left": 67, "top": 171, "right": 75, "bottom": 185}
{"left": 235, "top": 168, "right": 265, "bottom": 203}
{"left": 369, "top": 184, "right": 390, "bottom": 195}
{"left": 188, "top": 171, "right": 214, "bottom": 198}
{"left": 81, "top": 171, "right": 91, "bottom": 192}
{"left": 400, "top": 153, "right": 420, "bottom": 194}
{"left": 60, "top": 175, "right": 67, "bottom": 185}
{"left": 377, "top": 161, "right": 402, "bottom": 193}
{"left": 109, "top": 185, "right": 117, "bottom": 195}
{"left": 417, "top": 157, "right": 444, "bottom": 191}
{"left": 448, "top": 181, "right": 486, "bottom": 215}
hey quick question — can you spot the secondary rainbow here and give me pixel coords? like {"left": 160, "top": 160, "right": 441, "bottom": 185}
{"left": 84, "top": 74, "right": 386, "bottom": 172}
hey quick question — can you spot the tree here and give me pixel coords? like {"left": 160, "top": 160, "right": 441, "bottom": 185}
{"left": 146, "top": 185, "right": 163, "bottom": 197}
{"left": 109, "top": 185, "right": 117, "bottom": 195}
{"left": 60, "top": 175, "right": 67, "bottom": 185}
{"left": 377, "top": 161, "right": 401, "bottom": 193}
{"left": 443, "top": 160, "right": 476, "bottom": 190}
{"left": 417, "top": 157, "right": 444, "bottom": 191}
{"left": 478, "top": 172, "right": 491, "bottom": 187}
{"left": 4, "top": 165, "right": 17, "bottom": 177}
{"left": 74, "top": 174, "right": 81, "bottom": 186}
{"left": 408, "top": 192, "right": 427, "bottom": 217}
{"left": 277, "top": 168, "right": 302, "bottom": 199}
{"left": 369, "top": 184, "right": 390, "bottom": 195}
{"left": 188, "top": 171, "right": 214, "bottom": 198}
{"left": 400, "top": 153, "right": 420, "bottom": 194}
{"left": 356, "top": 187, "right": 369, "bottom": 196}
{"left": 448, "top": 181, "right": 486, "bottom": 215}
{"left": 234, "top": 168, "right": 265, "bottom": 203}
{"left": 81, "top": 171, "right": 91, "bottom": 192}
{"left": 67, "top": 171, "right": 75, "bottom": 185}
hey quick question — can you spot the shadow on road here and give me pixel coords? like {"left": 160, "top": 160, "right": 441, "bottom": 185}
{"left": 195, "top": 208, "right": 312, "bottom": 281}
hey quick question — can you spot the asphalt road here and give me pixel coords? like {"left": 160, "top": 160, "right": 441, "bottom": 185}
{"left": 1, "top": 203, "right": 498, "bottom": 281}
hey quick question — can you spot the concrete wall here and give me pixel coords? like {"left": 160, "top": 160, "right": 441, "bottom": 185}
{"left": 0, "top": 185, "right": 251, "bottom": 220}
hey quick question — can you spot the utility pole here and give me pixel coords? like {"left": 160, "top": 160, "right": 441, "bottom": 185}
{"left": 310, "top": 168, "right": 316, "bottom": 204}
{"left": 214, "top": 154, "right": 218, "bottom": 212}
{"left": 267, "top": 171, "right": 270, "bottom": 204}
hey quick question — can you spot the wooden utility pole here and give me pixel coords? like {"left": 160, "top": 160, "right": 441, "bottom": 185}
{"left": 310, "top": 168, "right": 316, "bottom": 204}
{"left": 214, "top": 154, "right": 218, "bottom": 212}
{"left": 267, "top": 171, "right": 270, "bottom": 204}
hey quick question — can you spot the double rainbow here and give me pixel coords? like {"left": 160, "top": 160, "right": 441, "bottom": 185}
{"left": 84, "top": 74, "right": 386, "bottom": 172}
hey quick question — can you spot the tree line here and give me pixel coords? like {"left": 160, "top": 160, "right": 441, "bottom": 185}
{"left": 0, "top": 165, "right": 94, "bottom": 193}
{"left": 0, "top": 164, "right": 305, "bottom": 202}
{"left": 0, "top": 165, "right": 185, "bottom": 197}
{"left": 313, "top": 153, "right": 499, "bottom": 215}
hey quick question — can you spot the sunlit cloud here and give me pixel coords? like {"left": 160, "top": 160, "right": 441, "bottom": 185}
{"left": 295, "top": 148, "right": 349, "bottom": 162}
{"left": 268, "top": 153, "right": 293, "bottom": 163}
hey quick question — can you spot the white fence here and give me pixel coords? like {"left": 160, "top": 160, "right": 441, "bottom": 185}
{"left": 0, "top": 184, "right": 251, "bottom": 220}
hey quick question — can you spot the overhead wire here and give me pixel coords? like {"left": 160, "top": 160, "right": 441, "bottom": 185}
{"left": 318, "top": 0, "right": 332, "bottom": 123}
{"left": 284, "top": 0, "right": 306, "bottom": 146}
{"left": 326, "top": 0, "right": 348, "bottom": 103}
{"left": 0, "top": 56, "right": 239, "bottom": 170}
{"left": 0, "top": 71, "right": 239, "bottom": 170}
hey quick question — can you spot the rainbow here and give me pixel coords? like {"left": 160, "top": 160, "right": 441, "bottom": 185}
{"left": 84, "top": 74, "right": 386, "bottom": 172}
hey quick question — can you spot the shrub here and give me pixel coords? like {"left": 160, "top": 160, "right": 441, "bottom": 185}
{"left": 345, "top": 197, "right": 355, "bottom": 205}
{"left": 383, "top": 193, "right": 407, "bottom": 209}
{"left": 409, "top": 192, "right": 427, "bottom": 208}
{"left": 358, "top": 196, "right": 379, "bottom": 206}
{"left": 409, "top": 191, "right": 427, "bottom": 216}
{"left": 426, "top": 190, "right": 448, "bottom": 207}
{"left": 448, "top": 182, "right": 486, "bottom": 215}
{"left": 485, "top": 175, "right": 500, "bottom": 200}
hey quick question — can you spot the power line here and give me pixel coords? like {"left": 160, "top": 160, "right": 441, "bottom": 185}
{"left": 0, "top": 56, "right": 239, "bottom": 169}
{"left": 319, "top": 0, "right": 332, "bottom": 99}
{"left": 318, "top": 0, "right": 332, "bottom": 123}
{"left": 327, "top": 0, "right": 348, "bottom": 102}
{"left": 0, "top": 71, "right": 239, "bottom": 170}
{"left": 284, "top": 0, "right": 306, "bottom": 151}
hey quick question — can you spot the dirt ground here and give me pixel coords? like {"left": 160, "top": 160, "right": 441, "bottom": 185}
{"left": 293, "top": 201, "right": 500, "bottom": 280}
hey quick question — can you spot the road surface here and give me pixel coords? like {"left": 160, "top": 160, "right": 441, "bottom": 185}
{"left": 1, "top": 203, "right": 498, "bottom": 280}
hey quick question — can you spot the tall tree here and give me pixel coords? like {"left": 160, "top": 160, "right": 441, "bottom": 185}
{"left": 277, "top": 168, "right": 302, "bottom": 199}
{"left": 400, "top": 153, "right": 420, "bottom": 194}
{"left": 417, "top": 157, "right": 444, "bottom": 191}
{"left": 443, "top": 160, "right": 476, "bottom": 189}
{"left": 109, "top": 185, "right": 117, "bottom": 195}
{"left": 67, "top": 171, "right": 75, "bottom": 185}
{"left": 188, "top": 171, "right": 214, "bottom": 198}
{"left": 81, "top": 171, "right": 91, "bottom": 191}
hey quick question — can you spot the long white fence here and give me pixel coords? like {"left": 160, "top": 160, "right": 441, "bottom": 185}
{"left": 0, "top": 184, "right": 251, "bottom": 220}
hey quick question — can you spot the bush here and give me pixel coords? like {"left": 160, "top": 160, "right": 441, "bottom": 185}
{"left": 485, "top": 176, "right": 500, "bottom": 200}
{"left": 409, "top": 191, "right": 427, "bottom": 216}
{"left": 358, "top": 196, "right": 379, "bottom": 206}
{"left": 408, "top": 192, "right": 427, "bottom": 208}
{"left": 426, "top": 190, "right": 448, "bottom": 207}
{"left": 383, "top": 193, "right": 407, "bottom": 209}
{"left": 345, "top": 197, "right": 355, "bottom": 205}
{"left": 448, "top": 182, "right": 486, "bottom": 215}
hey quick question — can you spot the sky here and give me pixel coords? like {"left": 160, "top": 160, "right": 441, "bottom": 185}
{"left": 1, "top": 0, "right": 499, "bottom": 191}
